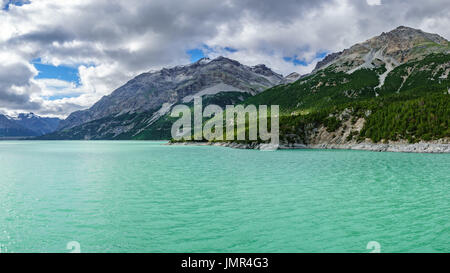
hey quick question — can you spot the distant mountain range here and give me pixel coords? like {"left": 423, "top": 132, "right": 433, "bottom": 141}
{"left": 0, "top": 113, "right": 61, "bottom": 138}
{"left": 43, "top": 26, "right": 449, "bottom": 145}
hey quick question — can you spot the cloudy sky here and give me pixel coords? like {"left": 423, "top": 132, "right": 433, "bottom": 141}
{"left": 0, "top": 0, "right": 449, "bottom": 118}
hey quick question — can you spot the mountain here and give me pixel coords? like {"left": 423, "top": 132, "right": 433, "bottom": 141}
{"left": 244, "top": 26, "right": 449, "bottom": 145}
{"left": 47, "top": 26, "right": 449, "bottom": 144}
{"left": 0, "top": 114, "right": 36, "bottom": 137}
{"left": 14, "top": 113, "right": 61, "bottom": 136}
{"left": 284, "top": 72, "right": 301, "bottom": 83}
{"left": 0, "top": 113, "right": 61, "bottom": 138}
{"left": 48, "top": 57, "right": 286, "bottom": 140}
{"left": 313, "top": 26, "right": 449, "bottom": 73}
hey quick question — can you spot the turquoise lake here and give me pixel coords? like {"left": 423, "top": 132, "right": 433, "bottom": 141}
{"left": 0, "top": 141, "right": 449, "bottom": 253}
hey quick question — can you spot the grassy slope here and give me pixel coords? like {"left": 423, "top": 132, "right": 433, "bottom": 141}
{"left": 244, "top": 53, "right": 450, "bottom": 144}
{"left": 245, "top": 66, "right": 385, "bottom": 114}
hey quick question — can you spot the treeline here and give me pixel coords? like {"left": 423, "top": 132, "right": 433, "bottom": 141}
{"left": 360, "top": 94, "right": 449, "bottom": 143}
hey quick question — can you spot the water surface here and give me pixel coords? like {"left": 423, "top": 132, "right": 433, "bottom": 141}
{"left": 0, "top": 141, "right": 448, "bottom": 253}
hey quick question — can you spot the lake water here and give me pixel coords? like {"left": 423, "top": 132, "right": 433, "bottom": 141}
{"left": 0, "top": 141, "right": 449, "bottom": 253}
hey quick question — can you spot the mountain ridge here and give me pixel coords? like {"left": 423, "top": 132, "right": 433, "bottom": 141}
{"left": 58, "top": 56, "right": 286, "bottom": 131}
{"left": 241, "top": 26, "right": 449, "bottom": 146}
{"left": 313, "top": 26, "right": 449, "bottom": 73}
{"left": 46, "top": 26, "right": 449, "bottom": 144}
{"left": 0, "top": 113, "right": 61, "bottom": 137}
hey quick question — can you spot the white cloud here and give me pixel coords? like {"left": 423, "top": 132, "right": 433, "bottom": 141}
{"left": 0, "top": 0, "right": 448, "bottom": 117}
{"left": 366, "top": 0, "right": 381, "bottom": 6}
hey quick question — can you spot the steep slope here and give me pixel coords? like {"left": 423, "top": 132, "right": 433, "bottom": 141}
{"left": 313, "top": 26, "right": 449, "bottom": 73}
{"left": 312, "top": 26, "right": 449, "bottom": 96}
{"left": 247, "top": 27, "right": 449, "bottom": 111}
{"left": 48, "top": 57, "right": 285, "bottom": 140}
{"left": 233, "top": 27, "right": 450, "bottom": 145}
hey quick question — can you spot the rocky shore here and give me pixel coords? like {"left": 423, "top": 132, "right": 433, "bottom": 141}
{"left": 167, "top": 141, "right": 450, "bottom": 153}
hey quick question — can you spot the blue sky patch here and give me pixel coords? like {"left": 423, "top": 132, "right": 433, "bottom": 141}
{"left": 315, "top": 51, "right": 328, "bottom": 59}
{"left": 283, "top": 56, "right": 308, "bottom": 66}
{"left": 187, "top": 49, "right": 206, "bottom": 63}
{"left": 32, "top": 58, "right": 81, "bottom": 86}
{"left": 46, "top": 94, "right": 80, "bottom": 101}
{"left": 284, "top": 51, "right": 329, "bottom": 66}
{"left": 2, "top": 0, "right": 30, "bottom": 11}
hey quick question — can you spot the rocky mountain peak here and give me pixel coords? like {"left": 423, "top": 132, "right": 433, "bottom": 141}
{"left": 284, "top": 72, "right": 301, "bottom": 83}
{"left": 313, "top": 26, "right": 449, "bottom": 73}
{"left": 17, "top": 112, "right": 39, "bottom": 119}
{"left": 209, "top": 56, "right": 242, "bottom": 67}
{"left": 195, "top": 57, "right": 211, "bottom": 64}
{"left": 250, "top": 63, "right": 283, "bottom": 79}
{"left": 369, "top": 26, "right": 448, "bottom": 49}
{"left": 385, "top": 26, "right": 447, "bottom": 44}
{"left": 58, "top": 56, "right": 285, "bottom": 131}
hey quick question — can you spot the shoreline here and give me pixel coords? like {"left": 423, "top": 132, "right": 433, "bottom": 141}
{"left": 167, "top": 141, "right": 450, "bottom": 153}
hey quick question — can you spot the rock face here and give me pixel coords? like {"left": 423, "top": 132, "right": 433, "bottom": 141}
{"left": 313, "top": 52, "right": 343, "bottom": 71}
{"left": 0, "top": 113, "right": 61, "bottom": 137}
{"left": 59, "top": 57, "right": 285, "bottom": 131}
{"left": 313, "top": 26, "right": 449, "bottom": 73}
{"left": 284, "top": 72, "right": 301, "bottom": 83}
